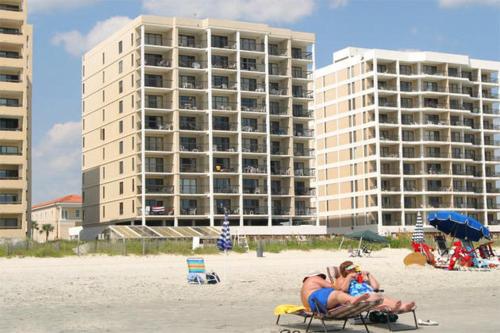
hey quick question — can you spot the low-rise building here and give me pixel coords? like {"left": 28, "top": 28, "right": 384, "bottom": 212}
{"left": 31, "top": 194, "right": 82, "bottom": 242}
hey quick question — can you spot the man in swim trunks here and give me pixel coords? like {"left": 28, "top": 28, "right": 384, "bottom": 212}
{"left": 300, "top": 271, "right": 376, "bottom": 312}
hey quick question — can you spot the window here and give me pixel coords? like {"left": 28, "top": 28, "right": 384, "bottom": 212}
{"left": 119, "top": 100, "right": 123, "bottom": 113}
{"left": 119, "top": 161, "right": 124, "bottom": 174}
{"left": 102, "top": 166, "right": 105, "bottom": 179}
{"left": 119, "top": 120, "right": 123, "bottom": 133}
{"left": 131, "top": 53, "right": 134, "bottom": 66}
{"left": 0, "top": 218, "right": 18, "bottom": 229}
{"left": 119, "top": 141, "right": 123, "bottom": 154}
{"left": 180, "top": 178, "right": 197, "bottom": 194}
{"left": 131, "top": 74, "right": 134, "bottom": 87}
{"left": 82, "top": 83, "right": 85, "bottom": 94}
{"left": 118, "top": 80, "right": 123, "bottom": 93}
{"left": 212, "top": 75, "right": 229, "bottom": 89}
{"left": 82, "top": 136, "right": 85, "bottom": 148}
{"left": 145, "top": 33, "right": 162, "bottom": 46}
{"left": 240, "top": 38, "right": 257, "bottom": 51}
{"left": 102, "top": 186, "right": 106, "bottom": 198}
{"left": 132, "top": 200, "right": 135, "bottom": 213}
{"left": 241, "top": 57, "right": 257, "bottom": 71}
{"left": 102, "top": 71, "right": 105, "bottom": 83}
{"left": 132, "top": 158, "right": 135, "bottom": 171}
{"left": 131, "top": 136, "right": 134, "bottom": 150}
{"left": 119, "top": 202, "right": 123, "bottom": 215}
{"left": 100, "top": 128, "right": 105, "bottom": 140}
{"left": 118, "top": 60, "right": 123, "bottom": 73}
{"left": 132, "top": 178, "right": 135, "bottom": 192}
{"left": 102, "top": 90, "right": 105, "bottom": 102}
{"left": 102, "top": 206, "right": 106, "bottom": 218}
{"left": 75, "top": 209, "right": 80, "bottom": 218}
{"left": 102, "top": 52, "right": 105, "bottom": 64}
{"left": 212, "top": 35, "right": 228, "bottom": 48}
{"left": 179, "top": 34, "right": 195, "bottom": 47}
{"left": 212, "top": 55, "right": 229, "bottom": 68}
{"left": 118, "top": 40, "right": 123, "bottom": 54}
{"left": 119, "top": 181, "right": 124, "bottom": 194}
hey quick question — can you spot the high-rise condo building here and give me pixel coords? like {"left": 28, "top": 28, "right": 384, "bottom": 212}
{"left": 315, "top": 47, "right": 500, "bottom": 234}
{"left": 81, "top": 16, "right": 320, "bottom": 236}
{"left": 0, "top": 0, "right": 32, "bottom": 238}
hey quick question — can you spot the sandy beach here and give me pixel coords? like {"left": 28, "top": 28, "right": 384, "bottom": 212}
{"left": 1, "top": 249, "right": 499, "bottom": 333}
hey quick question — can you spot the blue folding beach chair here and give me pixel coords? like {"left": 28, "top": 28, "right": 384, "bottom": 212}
{"left": 186, "top": 257, "right": 220, "bottom": 284}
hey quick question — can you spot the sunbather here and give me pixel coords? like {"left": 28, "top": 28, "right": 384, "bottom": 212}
{"left": 334, "top": 261, "right": 416, "bottom": 313}
{"left": 300, "top": 271, "right": 381, "bottom": 312}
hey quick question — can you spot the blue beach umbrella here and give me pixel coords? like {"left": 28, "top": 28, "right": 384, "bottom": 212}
{"left": 217, "top": 210, "right": 232, "bottom": 252}
{"left": 427, "top": 211, "right": 491, "bottom": 242}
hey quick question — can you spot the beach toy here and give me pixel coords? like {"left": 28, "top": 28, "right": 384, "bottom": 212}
{"left": 404, "top": 252, "right": 427, "bottom": 266}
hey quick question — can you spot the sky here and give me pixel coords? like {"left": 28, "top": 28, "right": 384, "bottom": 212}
{"left": 28, "top": 0, "right": 500, "bottom": 203}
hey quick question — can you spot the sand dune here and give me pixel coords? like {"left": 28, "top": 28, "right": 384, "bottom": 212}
{"left": 1, "top": 249, "right": 499, "bottom": 332}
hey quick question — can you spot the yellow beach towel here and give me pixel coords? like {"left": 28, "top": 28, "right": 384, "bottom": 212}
{"left": 274, "top": 304, "right": 306, "bottom": 316}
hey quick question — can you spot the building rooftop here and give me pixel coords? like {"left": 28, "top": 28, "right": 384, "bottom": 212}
{"left": 32, "top": 194, "right": 82, "bottom": 210}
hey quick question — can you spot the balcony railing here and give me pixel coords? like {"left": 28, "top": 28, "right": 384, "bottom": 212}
{"left": 293, "top": 90, "right": 313, "bottom": 99}
{"left": 0, "top": 4, "right": 21, "bottom": 11}
{"left": 213, "top": 144, "right": 238, "bottom": 152}
{"left": 179, "top": 81, "right": 208, "bottom": 90}
{"left": 241, "top": 124, "right": 266, "bottom": 133}
{"left": 243, "top": 186, "right": 267, "bottom": 194}
{"left": 240, "top": 64, "right": 265, "bottom": 72}
{"left": 294, "top": 129, "right": 314, "bottom": 137}
{"left": 271, "top": 149, "right": 289, "bottom": 156}
{"left": 272, "top": 207, "right": 291, "bottom": 215}
{"left": 241, "top": 84, "right": 266, "bottom": 93}
{"left": 145, "top": 143, "right": 173, "bottom": 152}
{"left": 145, "top": 165, "right": 173, "bottom": 173}
{"left": 180, "top": 207, "right": 207, "bottom": 215}
{"left": 212, "top": 40, "right": 237, "bottom": 50}
{"left": 213, "top": 185, "right": 239, "bottom": 194}
{"left": 143, "top": 37, "right": 172, "bottom": 47}
{"left": 482, "top": 77, "right": 499, "bottom": 83}
{"left": 295, "top": 207, "right": 316, "bottom": 216}
{"left": 270, "top": 128, "right": 288, "bottom": 135}
{"left": 145, "top": 185, "right": 174, "bottom": 194}
{"left": 292, "top": 71, "right": 312, "bottom": 79}
{"left": 179, "top": 61, "right": 208, "bottom": 69}
{"left": 243, "top": 207, "right": 268, "bottom": 215}
{"left": 272, "top": 168, "right": 291, "bottom": 176}
{"left": 212, "top": 81, "right": 238, "bottom": 90}
{"left": 292, "top": 51, "right": 312, "bottom": 60}
{"left": 179, "top": 165, "right": 208, "bottom": 173}
{"left": 241, "top": 104, "right": 266, "bottom": 113}
{"left": 213, "top": 122, "right": 238, "bottom": 131}
{"left": 179, "top": 122, "right": 206, "bottom": 131}
{"left": 178, "top": 40, "right": 207, "bottom": 48}
{"left": 145, "top": 122, "right": 173, "bottom": 130}
{"left": 295, "top": 188, "right": 316, "bottom": 196}
{"left": 180, "top": 185, "right": 209, "bottom": 194}
{"left": 213, "top": 102, "right": 237, "bottom": 111}
{"left": 179, "top": 144, "right": 207, "bottom": 152}
{"left": 240, "top": 43, "right": 265, "bottom": 52}
{"left": 294, "top": 148, "right": 315, "bottom": 156}
{"left": 294, "top": 168, "right": 315, "bottom": 177}
{"left": 144, "top": 58, "right": 170, "bottom": 67}
{"left": 213, "top": 165, "right": 238, "bottom": 173}
{"left": 379, "top": 101, "right": 398, "bottom": 107}
{"left": 143, "top": 79, "right": 172, "bottom": 88}
{"left": 146, "top": 206, "right": 174, "bottom": 216}
{"left": 272, "top": 188, "right": 290, "bottom": 195}
{"left": 212, "top": 61, "right": 238, "bottom": 70}
{"left": 243, "top": 165, "right": 267, "bottom": 174}
{"left": 268, "top": 47, "right": 287, "bottom": 57}
{"left": 269, "top": 87, "right": 288, "bottom": 96}
{"left": 270, "top": 108, "right": 288, "bottom": 116}
{"left": 242, "top": 144, "right": 266, "bottom": 153}
{"left": 214, "top": 206, "right": 240, "bottom": 215}
{"left": 293, "top": 109, "right": 313, "bottom": 118}
{"left": 179, "top": 102, "right": 207, "bottom": 110}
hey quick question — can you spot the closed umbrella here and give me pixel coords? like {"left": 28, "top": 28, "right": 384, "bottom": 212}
{"left": 412, "top": 211, "right": 425, "bottom": 244}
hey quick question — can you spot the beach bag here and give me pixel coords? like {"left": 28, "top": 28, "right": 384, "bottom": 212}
{"left": 348, "top": 280, "right": 374, "bottom": 296}
{"left": 206, "top": 271, "right": 220, "bottom": 284}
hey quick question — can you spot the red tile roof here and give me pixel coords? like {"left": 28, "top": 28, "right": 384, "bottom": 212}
{"left": 32, "top": 194, "right": 82, "bottom": 210}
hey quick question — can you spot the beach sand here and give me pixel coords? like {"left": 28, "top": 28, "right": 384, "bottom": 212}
{"left": 1, "top": 249, "right": 499, "bottom": 333}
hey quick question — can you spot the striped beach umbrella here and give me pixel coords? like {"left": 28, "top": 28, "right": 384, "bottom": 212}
{"left": 412, "top": 211, "right": 425, "bottom": 244}
{"left": 217, "top": 210, "right": 232, "bottom": 252}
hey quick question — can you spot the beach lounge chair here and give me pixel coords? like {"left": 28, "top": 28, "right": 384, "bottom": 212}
{"left": 186, "top": 257, "right": 220, "bottom": 284}
{"left": 434, "top": 235, "right": 449, "bottom": 256}
{"left": 275, "top": 299, "right": 382, "bottom": 333}
{"left": 326, "top": 266, "right": 418, "bottom": 331}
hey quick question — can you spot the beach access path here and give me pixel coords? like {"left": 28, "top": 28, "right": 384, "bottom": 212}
{"left": 1, "top": 249, "right": 499, "bottom": 332}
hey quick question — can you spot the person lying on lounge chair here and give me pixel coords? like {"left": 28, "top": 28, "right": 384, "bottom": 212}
{"left": 334, "top": 261, "right": 415, "bottom": 313}
{"left": 300, "top": 271, "right": 381, "bottom": 312}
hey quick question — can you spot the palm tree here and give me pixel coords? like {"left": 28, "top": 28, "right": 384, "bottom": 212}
{"left": 40, "top": 224, "right": 54, "bottom": 242}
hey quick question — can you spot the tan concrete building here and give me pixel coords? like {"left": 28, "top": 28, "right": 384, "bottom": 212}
{"left": 81, "top": 16, "right": 321, "bottom": 237}
{"left": 315, "top": 47, "right": 500, "bottom": 234}
{"left": 0, "top": 0, "right": 32, "bottom": 238}
{"left": 31, "top": 194, "right": 82, "bottom": 242}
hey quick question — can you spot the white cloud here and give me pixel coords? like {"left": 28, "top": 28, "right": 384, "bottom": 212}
{"left": 52, "top": 16, "right": 132, "bottom": 57}
{"left": 33, "top": 122, "right": 82, "bottom": 203}
{"left": 330, "top": 0, "right": 350, "bottom": 8}
{"left": 439, "top": 0, "right": 500, "bottom": 7}
{"left": 141, "top": 0, "right": 315, "bottom": 23}
{"left": 30, "top": 0, "right": 101, "bottom": 13}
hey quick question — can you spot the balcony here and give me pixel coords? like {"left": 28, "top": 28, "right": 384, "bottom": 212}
{"left": 144, "top": 79, "right": 172, "bottom": 89}
{"left": 243, "top": 207, "right": 268, "bottom": 215}
{"left": 270, "top": 128, "right": 288, "bottom": 136}
{"left": 292, "top": 51, "right": 312, "bottom": 60}
{"left": 272, "top": 168, "right": 291, "bottom": 176}
{"left": 213, "top": 165, "right": 238, "bottom": 173}
{"left": 243, "top": 165, "right": 267, "bottom": 174}
{"left": 143, "top": 57, "right": 170, "bottom": 67}
{"left": 213, "top": 121, "right": 238, "bottom": 131}
{"left": 179, "top": 121, "right": 206, "bottom": 131}
{"left": 241, "top": 83, "right": 266, "bottom": 93}
{"left": 379, "top": 101, "right": 397, "bottom": 108}
{"left": 214, "top": 206, "right": 240, "bottom": 215}
{"left": 240, "top": 43, "right": 265, "bottom": 52}
{"left": 178, "top": 40, "right": 206, "bottom": 48}
{"left": 179, "top": 81, "right": 208, "bottom": 90}
{"left": 294, "top": 168, "right": 315, "bottom": 177}
{"left": 143, "top": 36, "right": 171, "bottom": 47}
{"left": 179, "top": 102, "right": 206, "bottom": 110}
{"left": 271, "top": 148, "right": 289, "bottom": 156}
{"left": 145, "top": 143, "right": 172, "bottom": 152}
{"left": 268, "top": 46, "right": 287, "bottom": 57}
{"left": 213, "top": 144, "right": 237, "bottom": 153}
{"left": 145, "top": 122, "right": 173, "bottom": 131}
{"left": 146, "top": 206, "right": 174, "bottom": 216}
{"left": 179, "top": 61, "right": 208, "bottom": 69}
{"left": 293, "top": 109, "right": 313, "bottom": 118}
{"left": 212, "top": 81, "right": 238, "bottom": 90}
{"left": 180, "top": 185, "right": 208, "bottom": 194}
{"left": 272, "top": 187, "right": 290, "bottom": 195}
{"left": 242, "top": 144, "right": 266, "bottom": 153}
{"left": 272, "top": 207, "right": 291, "bottom": 215}
{"left": 0, "top": 4, "right": 21, "bottom": 11}
{"left": 213, "top": 185, "right": 239, "bottom": 194}
{"left": 180, "top": 207, "right": 207, "bottom": 215}
{"left": 145, "top": 185, "right": 174, "bottom": 194}
{"left": 212, "top": 61, "right": 238, "bottom": 70}
{"left": 294, "top": 148, "right": 315, "bottom": 156}
{"left": 295, "top": 188, "right": 316, "bottom": 196}
{"left": 179, "top": 144, "right": 207, "bottom": 152}
{"left": 294, "top": 129, "right": 314, "bottom": 138}
{"left": 269, "top": 87, "right": 288, "bottom": 96}
{"left": 213, "top": 102, "right": 237, "bottom": 111}
{"left": 270, "top": 107, "right": 288, "bottom": 116}
{"left": 292, "top": 90, "right": 313, "bottom": 99}
{"left": 243, "top": 186, "right": 267, "bottom": 194}
{"left": 241, "top": 103, "right": 266, "bottom": 113}
{"left": 241, "top": 124, "right": 266, "bottom": 133}
{"left": 292, "top": 70, "right": 312, "bottom": 79}
{"left": 295, "top": 207, "right": 316, "bottom": 216}
{"left": 240, "top": 63, "right": 265, "bottom": 72}
{"left": 482, "top": 77, "right": 498, "bottom": 84}
{"left": 179, "top": 165, "right": 208, "bottom": 173}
